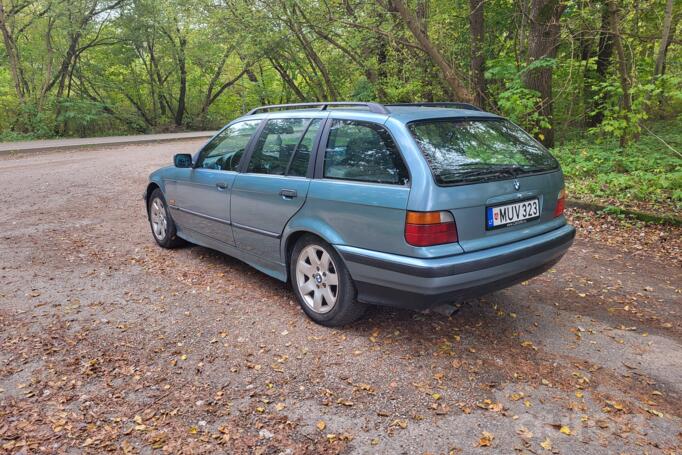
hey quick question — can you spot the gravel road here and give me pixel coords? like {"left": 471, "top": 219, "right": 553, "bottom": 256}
{"left": 1, "top": 142, "right": 681, "bottom": 454}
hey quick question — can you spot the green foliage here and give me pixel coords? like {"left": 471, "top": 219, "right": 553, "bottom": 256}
{"left": 0, "top": 0, "right": 679, "bottom": 215}
{"left": 486, "top": 58, "right": 552, "bottom": 136}
{"left": 554, "top": 120, "right": 682, "bottom": 213}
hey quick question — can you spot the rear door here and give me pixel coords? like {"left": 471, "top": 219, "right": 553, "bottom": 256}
{"left": 304, "top": 117, "right": 411, "bottom": 255}
{"left": 230, "top": 117, "right": 325, "bottom": 261}
{"left": 168, "top": 119, "right": 262, "bottom": 245}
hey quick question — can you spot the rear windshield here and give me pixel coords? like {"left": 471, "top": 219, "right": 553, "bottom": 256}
{"left": 408, "top": 118, "right": 558, "bottom": 185}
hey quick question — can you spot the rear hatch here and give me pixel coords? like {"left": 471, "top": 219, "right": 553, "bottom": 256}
{"left": 408, "top": 117, "right": 566, "bottom": 253}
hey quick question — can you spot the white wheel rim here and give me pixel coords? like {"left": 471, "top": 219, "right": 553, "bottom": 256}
{"left": 295, "top": 245, "right": 339, "bottom": 314}
{"left": 150, "top": 197, "right": 168, "bottom": 241}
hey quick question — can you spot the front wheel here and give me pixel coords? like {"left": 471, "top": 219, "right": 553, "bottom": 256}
{"left": 290, "top": 235, "right": 366, "bottom": 326}
{"left": 147, "top": 188, "right": 184, "bottom": 248}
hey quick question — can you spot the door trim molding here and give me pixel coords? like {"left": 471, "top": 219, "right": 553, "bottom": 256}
{"left": 232, "top": 221, "right": 281, "bottom": 239}
{"left": 169, "top": 205, "right": 231, "bottom": 226}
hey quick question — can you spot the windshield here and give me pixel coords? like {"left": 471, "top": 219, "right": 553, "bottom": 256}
{"left": 408, "top": 118, "right": 559, "bottom": 185}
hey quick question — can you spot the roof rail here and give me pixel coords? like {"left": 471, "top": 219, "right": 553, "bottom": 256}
{"left": 385, "top": 102, "right": 483, "bottom": 112}
{"left": 246, "top": 102, "right": 390, "bottom": 115}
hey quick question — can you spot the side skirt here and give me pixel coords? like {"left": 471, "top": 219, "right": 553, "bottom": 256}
{"left": 176, "top": 227, "right": 288, "bottom": 282}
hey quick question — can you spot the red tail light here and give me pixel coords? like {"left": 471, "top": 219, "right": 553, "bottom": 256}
{"left": 405, "top": 211, "right": 458, "bottom": 247}
{"left": 554, "top": 188, "right": 567, "bottom": 217}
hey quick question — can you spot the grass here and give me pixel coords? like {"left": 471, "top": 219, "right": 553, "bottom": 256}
{"left": 553, "top": 119, "right": 682, "bottom": 216}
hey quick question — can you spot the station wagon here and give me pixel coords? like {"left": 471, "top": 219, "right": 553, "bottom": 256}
{"left": 144, "top": 102, "right": 575, "bottom": 326}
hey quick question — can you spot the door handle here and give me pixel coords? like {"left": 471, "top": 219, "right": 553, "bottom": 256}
{"left": 216, "top": 182, "right": 228, "bottom": 190}
{"left": 279, "top": 189, "right": 297, "bottom": 199}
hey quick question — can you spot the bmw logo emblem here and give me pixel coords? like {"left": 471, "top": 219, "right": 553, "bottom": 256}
{"left": 513, "top": 179, "right": 520, "bottom": 191}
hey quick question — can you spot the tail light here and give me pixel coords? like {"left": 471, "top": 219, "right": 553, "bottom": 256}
{"left": 554, "top": 188, "right": 567, "bottom": 217}
{"left": 405, "top": 211, "right": 458, "bottom": 247}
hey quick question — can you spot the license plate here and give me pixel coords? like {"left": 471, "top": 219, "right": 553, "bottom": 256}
{"left": 486, "top": 198, "right": 540, "bottom": 230}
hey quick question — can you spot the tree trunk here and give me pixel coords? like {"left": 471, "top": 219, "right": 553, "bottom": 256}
{"left": 521, "top": 0, "right": 567, "bottom": 147}
{"left": 174, "top": 32, "right": 187, "bottom": 127}
{"left": 269, "top": 57, "right": 307, "bottom": 101}
{"left": 654, "top": 0, "right": 674, "bottom": 77}
{"left": 0, "top": 2, "right": 27, "bottom": 102}
{"left": 607, "top": 0, "right": 633, "bottom": 146}
{"left": 586, "top": 3, "right": 614, "bottom": 127}
{"left": 469, "top": 0, "right": 486, "bottom": 107}
{"left": 390, "top": 0, "right": 473, "bottom": 101}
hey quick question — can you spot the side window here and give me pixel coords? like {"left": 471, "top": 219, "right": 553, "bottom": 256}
{"left": 196, "top": 120, "right": 261, "bottom": 171}
{"left": 288, "top": 119, "right": 322, "bottom": 177}
{"left": 323, "top": 120, "right": 409, "bottom": 185}
{"left": 247, "top": 118, "right": 321, "bottom": 177}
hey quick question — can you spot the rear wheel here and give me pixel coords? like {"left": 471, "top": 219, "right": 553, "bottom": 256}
{"left": 148, "top": 188, "right": 184, "bottom": 248}
{"left": 290, "top": 235, "right": 366, "bottom": 326}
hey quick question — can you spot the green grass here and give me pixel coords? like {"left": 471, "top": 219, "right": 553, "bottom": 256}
{"left": 553, "top": 119, "right": 682, "bottom": 216}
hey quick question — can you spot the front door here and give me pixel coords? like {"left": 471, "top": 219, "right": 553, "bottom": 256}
{"left": 231, "top": 117, "right": 324, "bottom": 261}
{"left": 168, "top": 120, "right": 262, "bottom": 245}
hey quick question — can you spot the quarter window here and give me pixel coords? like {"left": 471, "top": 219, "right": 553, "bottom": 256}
{"left": 196, "top": 120, "right": 261, "bottom": 171}
{"left": 323, "top": 120, "right": 408, "bottom": 185}
{"left": 247, "top": 118, "right": 321, "bottom": 176}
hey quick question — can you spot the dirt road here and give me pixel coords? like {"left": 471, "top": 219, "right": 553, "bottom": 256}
{"left": 1, "top": 142, "right": 681, "bottom": 454}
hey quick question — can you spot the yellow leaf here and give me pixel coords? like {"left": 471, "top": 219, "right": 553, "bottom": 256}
{"left": 432, "top": 393, "right": 442, "bottom": 401}
{"left": 180, "top": 354, "right": 187, "bottom": 361}
{"left": 560, "top": 425, "right": 571, "bottom": 435}
{"left": 133, "top": 415, "right": 143, "bottom": 425}
{"left": 391, "top": 419, "right": 408, "bottom": 429}
{"left": 188, "top": 426, "right": 198, "bottom": 434}
{"left": 316, "top": 420, "right": 326, "bottom": 431}
{"left": 371, "top": 438, "right": 380, "bottom": 446}
{"left": 479, "top": 431, "right": 494, "bottom": 447}
{"left": 509, "top": 392, "right": 524, "bottom": 401}
{"left": 575, "top": 391, "right": 584, "bottom": 398}
{"left": 538, "top": 133, "right": 545, "bottom": 141}
{"left": 646, "top": 408, "right": 663, "bottom": 417}
{"left": 540, "top": 437, "right": 552, "bottom": 450}
{"left": 275, "top": 402, "right": 285, "bottom": 411}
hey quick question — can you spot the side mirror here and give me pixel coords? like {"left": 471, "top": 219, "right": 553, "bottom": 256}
{"left": 174, "top": 153, "right": 193, "bottom": 168}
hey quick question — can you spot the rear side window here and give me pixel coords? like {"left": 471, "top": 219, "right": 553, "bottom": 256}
{"left": 196, "top": 120, "right": 261, "bottom": 171}
{"left": 247, "top": 118, "right": 321, "bottom": 176}
{"left": 408, "top": 118, "right": 558, "bottom": 185}
{"left": 324, "top": 120, "right": 408, "bottom": 185}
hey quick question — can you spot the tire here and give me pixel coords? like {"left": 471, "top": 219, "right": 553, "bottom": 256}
{"left": 147, "top": 188, "right": 184, "bottom": 248}
{"left": 290, "top": 234, "right": 366, "bottom": 326}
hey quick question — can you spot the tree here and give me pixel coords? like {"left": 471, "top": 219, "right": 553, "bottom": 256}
{"left": 521, "top": 0, "right": 568, "bottom": 147}
{"left": 469, "top": 0, "right": 486, "bottom": 107}
{"left": 389, "top": 0, "right": 473, "bottom": 101}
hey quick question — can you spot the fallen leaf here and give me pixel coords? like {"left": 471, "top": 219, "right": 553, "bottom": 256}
{"left": 560, "top": 425, "right": 571, "bottom": 435}
{"left": 540, "top": 437, "right": 552, "bottom": 450}
{"left": 478, "top": 431, "right": 494, "bottom": 447}
{"left": 391, "top": 419, "right": 408, "bottom": 429}
{"left": 316, "top": 420, "right": 326, "bottom": 431}
{"left": 517, "top": 427, "right": 533, "bottom": 439}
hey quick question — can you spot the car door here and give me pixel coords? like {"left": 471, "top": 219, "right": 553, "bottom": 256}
{"left": 168, "top": 119, "right": 262, "bottom": 245}
{"left": 230, "top": 117, "right": 325, "bottom": 261}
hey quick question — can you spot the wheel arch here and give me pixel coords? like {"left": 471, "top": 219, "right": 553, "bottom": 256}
{"left": 281, "top": 224, "right": 345, "bottom": 283}
{"left": 144, "top": 182, "right": 161, "bottom": 216}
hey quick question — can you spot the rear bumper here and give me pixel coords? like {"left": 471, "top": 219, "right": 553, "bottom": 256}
{"left": 336, "top": 224, "right": 575, "bottom": 310}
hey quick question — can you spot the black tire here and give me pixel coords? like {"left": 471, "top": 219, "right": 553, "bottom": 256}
{"left": 289, "top": 234, "right": 366, "bottom": 326}
{"left": 147, "top": 188, "right": 184, "bottom": 248}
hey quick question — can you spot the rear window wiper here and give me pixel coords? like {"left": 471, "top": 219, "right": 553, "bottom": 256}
{"left": 438, "top": 164, "right": 523, "bottom": 182}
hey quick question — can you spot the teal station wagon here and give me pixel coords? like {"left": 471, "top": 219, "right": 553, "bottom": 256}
{"left": 144, "top": 102, "right": 575, "bottom": 326}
